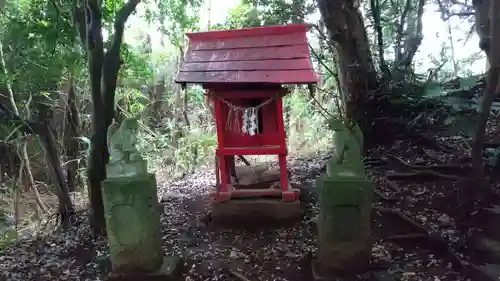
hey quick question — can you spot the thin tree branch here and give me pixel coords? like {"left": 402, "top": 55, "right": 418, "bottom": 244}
{"left": 102, "top": 0, "right": 141, "bottom": 125}
{"left": 108, "top": 0, "right": 140, "bottom": 57}
{"left": 370, "top": 0, "right": 391, "bottom": 78}
{"left": 393, "top": 0, "right": 411, "bottom": 66}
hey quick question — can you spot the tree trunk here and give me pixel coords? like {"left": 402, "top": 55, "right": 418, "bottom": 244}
{"left": 172, "top": 55, "right": 184, "bottom": 148}
{"left": 471, "top": 0, "right": 500, "bottom": 183}
{"left": 81, "top": 0, "right": 140, "bottom": 235}
{"left": 474, "top": 0, "right": 492, "bottom": 62}
{"left": 64, "top": 79, "right": 81, "bottom": 192}
{"left": 398, "top": 0, "right": 425, "bottom": 72}
{"left": 85, "top": 0, "right": 107, "bottom": 235}
{"left": 317, "top": 0, "right": 379, "bottom": 140}
{"left": 40, "top": 121, "right": 76, "bottom": 228}
{"left": 0, "top": 103, "right": 75, "bottom": 227}
{"left": 370, "top": 0, "right": 390, "bottom": 79}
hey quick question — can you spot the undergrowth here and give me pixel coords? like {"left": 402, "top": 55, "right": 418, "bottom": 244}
{"left": 0, "top": 85, "right": 336, "bottom": 247}
{"left": 1, "top": 73, "right": 492, "bottom": 250}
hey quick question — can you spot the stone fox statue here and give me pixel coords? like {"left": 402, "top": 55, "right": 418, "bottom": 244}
{"left": 107, "top": 117, "right": 143, "bottom": 163}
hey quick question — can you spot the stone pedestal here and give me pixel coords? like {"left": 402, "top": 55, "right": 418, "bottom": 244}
{"left": 315, "top": 165, "right": 373, "bottom": 275}
{"left": 101, "top": 172, "right": 163, "bottom": 274}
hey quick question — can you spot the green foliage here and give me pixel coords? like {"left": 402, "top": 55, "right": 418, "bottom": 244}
{"left": 120, "top": 44, "right": 153, "bottom": 85}
{"left": 421, "top": 75, "right": 496, "bottom": 117}
{"left": 212, "top": 3, "right": 260, "bottom": 29}
{"left": 244, "top": 0, "right": 316, "bottom": 25}
{"left": 154, "top": 0, "right": 202, "bottom": 47}
{"left": 0, "top": 228, "right": 18, "bottom": 250}
{"left": 486, "top": 148, "right": 500, "bottom": 167}
{"left": 116, "top": 88, "right": 150, "bottom": 118}
{"left": 386, "top": 74, "right": 491, "bottom": 139}
{"left": 1, "top": 0, "right": 81, "bottom": 97}
{"left": 213, "top": 0, "right": 315, "bottom": 30}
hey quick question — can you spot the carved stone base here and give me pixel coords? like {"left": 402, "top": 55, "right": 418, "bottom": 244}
{"left": 101, "top": 173, "right": 163, "bottom": 272}
{"left": 106, "top": 160, "right": 148, "bottom": 179}
{"left": 106, "top": 256, "right": 184, "bottom": 281}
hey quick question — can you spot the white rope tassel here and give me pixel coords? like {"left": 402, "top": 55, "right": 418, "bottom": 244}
{"left": 241, "top": 109, "right": 249, "bottom": 135}
{"left": 210, "top": 92, "right": 279, "bottom": 136}
{"left": 241, "top": 107, "right": 259, "bottom": 136}
{"left": 248, "top": 107, "right": 259, "bottom": 136}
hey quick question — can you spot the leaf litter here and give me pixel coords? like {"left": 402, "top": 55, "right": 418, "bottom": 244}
{"left": 0, "top": 136, "right": 491, "bottom": 281}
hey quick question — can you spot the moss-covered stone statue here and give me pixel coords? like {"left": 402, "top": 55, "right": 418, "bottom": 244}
{"left": 102, "top": 117, "right": 181, "bottom": 279}
{"left": 313, "top": 118, "right": 372, "bottom": 277}
{"left": 106, "top": 118, "right": 147, "bottom": 178}
{"left": 327, "top": 118, "right": 364, "bottom": 176}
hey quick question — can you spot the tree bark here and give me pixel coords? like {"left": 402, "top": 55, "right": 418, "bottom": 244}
{"left": 392, "top": 0, "right": 426, "bottom": 78}
{"left": 393, "top": 0, "right": 411, "bottom": 67}
{"left": 41, "top": 121, "right": 76, "bottom": 229}
{"left": 63, "top": 78, "right": 81, "bottom": 192}
{"left": 471, "top": 0, "right": 500, "bottom": 182}
{"left": 82, "top": 0, "right": 140, "bottom": 235}
{"left": 370, "top": 0, "right": 390, "bottom": 79}
{"left": 473, "top": 0, "right": 492, "bottom": 61}
{"left": 317, "top": 0, "right": 379, "bottom": 138}
{"left": 172, "top": 55, "right": 184, "bottom": 148}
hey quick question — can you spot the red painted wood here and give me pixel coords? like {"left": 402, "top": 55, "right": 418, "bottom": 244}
{"left": 275, "top": 98, "right": 287, "bottom": 148}
{"left": 186, "top": 24, "right": 309, "bottom": 41}
{"left": 279, "top": 154, "right": 289, "bottom": 194}
{"left": 184, "top": 45, "right": 309, "bottom": 63}
{"left": 230, "top": 188, "right": 282, "bottom": 198}
{"left": 176, "top": 24, "right": 316, "bottom": 85}
{"left": 181, "top": 58, "right": 313, "bottom": 72}
{"left": 224, "top": 133, "right": 284, "bottom": 148}
{"left": 215, "top": 150, "right": 229, "bottom": 195}
{"left": 214, "top": 89, "right": 285, "bottom": 99}
{"left": 221, "top": 146, "right": 285, "bottom": 156}
{"left": 214, "top": 99, "right": 226, "bottom": 148}
{"left": 224, "top": 155, "right": 234, "bottom": 185}
{"left": 182, "top": 24, "right": 318, "bottom": 203}
{"left": 177, "top": 69, "right": 317, "bottom": 84}
{"left": 212, "top": 86, "right": 291, "bottom": 200}
{"left": 261, "top": 100, "right": 278, "bottom": 133}
{"left": 190, "top": 33, "right": 308, "bottom": 51}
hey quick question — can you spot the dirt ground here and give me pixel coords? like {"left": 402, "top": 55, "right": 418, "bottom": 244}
{"left": 1, "top": 121, "right": 500, "bottom": 280}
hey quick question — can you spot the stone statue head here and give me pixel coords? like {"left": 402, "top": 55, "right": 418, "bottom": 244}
{"left": 121, "top": 117, "right": 139, "bottom": 131}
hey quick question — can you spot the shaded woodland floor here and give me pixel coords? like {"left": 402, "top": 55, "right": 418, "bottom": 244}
{"left": 2, "top": 136, "right": 500, "bottom": 281}
{"left": 2, "top": 85, "right": 500, "bottom": 281}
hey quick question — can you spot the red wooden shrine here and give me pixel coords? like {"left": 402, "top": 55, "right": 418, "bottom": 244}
{"left": 175, "top": 24, "right": 317, "bottom": 203}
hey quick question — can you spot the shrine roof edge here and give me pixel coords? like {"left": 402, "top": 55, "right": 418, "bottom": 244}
{"left": 173, "top": 81, "right": 318, "bottom": 86}
{"left": 185, "top": 24, "right": 312, "bottom": 41}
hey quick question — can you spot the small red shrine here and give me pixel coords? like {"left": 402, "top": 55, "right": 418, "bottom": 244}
{"left": 175, "top": 24, "right": 317, "bottom": 204}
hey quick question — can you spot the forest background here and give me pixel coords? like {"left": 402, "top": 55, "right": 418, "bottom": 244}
{"left": 0, "top": 0, "right": 494, "bottom": 241}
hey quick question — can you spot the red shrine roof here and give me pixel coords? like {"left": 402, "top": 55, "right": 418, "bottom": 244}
{"left": 175, "top": 24, "right": 317, "bottom": 85}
